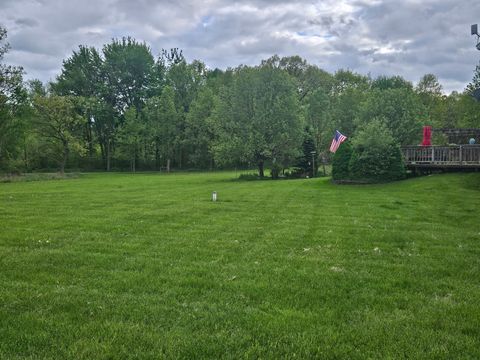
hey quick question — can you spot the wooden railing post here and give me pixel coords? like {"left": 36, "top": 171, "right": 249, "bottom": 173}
{"left": 459, "top": 145, "right": 462, "bottom": 164}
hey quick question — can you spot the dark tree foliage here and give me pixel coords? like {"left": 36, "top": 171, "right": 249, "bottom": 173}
{"left": 211, "top": 65, "right": 303, "bottom": 177}
{"left": 102, "top": 37, "right": 156, "bottom": 113}
{"left": 0, "top": 26, "right": 26, "bottom": 171}
{"left": 371, "top": 75, "right": 413, "bottom": 90}
{"left": 295, "top": 128, "right": 317, "bottom": 177}
{"left": 465, "top": 61, "right": 480, "bottom": 96}
{"left": 52, "top": 46, "right": 103, "bottom": 98}
{"left": 348, "top": 120, "right": 405, "bottom": 183}
{"left": 359, "top": 88, "right": 425, "bottom": 145}
{"left": 331, "top": 141, "right": 352, "bottom": 181}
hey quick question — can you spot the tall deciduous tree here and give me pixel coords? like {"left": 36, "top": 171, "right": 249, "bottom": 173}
{"left": 305, "top": 88, "right": 331, "bottom": 155}
{"left": 359, "top": 88, "right": 426, "bottom": 145}
{"left": 329, "top": 69, "right": 370, "bottom": 137}
{"left": 212, "top": 66, "right": 303, "bottom": 177}
{"left": 185, "top": 87, "right": 216, "bottom": 169}
{"left": 52, "top": 46, "right": 107, "bottom": 166}
{"left": 416, "top": 74, "right": 444, "bottom": 129}
{"left": 33, "top": 95, "right": 85, "bottom": 173}
{"left": 465, "top": 61, "right": 480, "bottom": 95}
{"left": 261, "top": 55, "right": 333, "bottom": 101}
{"left": 0, "top": 26, "right": 26, "bottom": 170}
{"left": 166, "top": 59, "right": 207, "bottom": 167}
{"left": 143, "top": 86, "right": 177, "bottom": 172}
{"left": 53, "top": 46, "right": 103, "bottom": 98}
{"left": 117, "top": 107, "right": 145, "bottom": 172}
{"left": 102, "top": 37, "right": 155, "bottom": 113}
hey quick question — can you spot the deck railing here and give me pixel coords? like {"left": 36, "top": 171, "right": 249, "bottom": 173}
{"left": 401, "top": 145, "right": 480, "bottom": 166}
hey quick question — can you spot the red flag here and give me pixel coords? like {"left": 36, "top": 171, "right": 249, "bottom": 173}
{"left": 421, "top": 126, "right": 432, "bottom": 146}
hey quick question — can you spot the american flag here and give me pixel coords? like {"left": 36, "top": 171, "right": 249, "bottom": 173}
{"left": 329, "top": 130, "right": 347, "bottom": 153}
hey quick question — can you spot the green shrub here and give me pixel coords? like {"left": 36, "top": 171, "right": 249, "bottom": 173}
{"left": 332, "top": 141, "right": 352, "bottom": 181}
{"left": 348, "top": 119, "right": 405, "bottom": 182}
{"left": 295, "top": 128, "right": 317, "bottom": 177}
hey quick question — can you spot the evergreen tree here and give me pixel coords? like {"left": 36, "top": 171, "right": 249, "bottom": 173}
{"left": 295, "top": 128, "right": 317, "bottom": 177}
{"left": 331, "top": 141, "right": 352, "bottom": 181}
{"left": 466, "top": 61, "right": 480, "bottom": 96}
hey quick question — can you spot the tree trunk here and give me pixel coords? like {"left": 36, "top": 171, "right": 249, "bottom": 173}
{"left": 132, "top": 149, "right": 136, "bottom": 173}
{"left": 86, "top": 118, "right": 93, "bottom": 157}
{"left": 106, "top": 139, "right": 111, "bottom": 171}
{"left": 23, "top": 137, "right": 28, "bottom": 172}
{"left": 60, "top": 141, "right": 69, "bottom": 174}
{"left": 99, "top": 140, "right": 106, "bottom": 169}
{"left": 166, "top": 158, "right": 170, "bottom": 173}
{"left": 155, "top": 141, "right": 160, "bottom": 171}
{"left": 258, "top": 160, "right": 264, "bottom": 177}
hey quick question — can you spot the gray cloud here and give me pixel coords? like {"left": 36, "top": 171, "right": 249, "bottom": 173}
{"left": 0, "top": 0, "right": 479, "bottom": 92}
{"left": 14, "top": 18, "right": 39, "bottom": 28}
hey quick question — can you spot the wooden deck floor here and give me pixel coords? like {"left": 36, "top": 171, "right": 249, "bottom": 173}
{"left": 401, "top": 145, "right": 480, "bottom": 169}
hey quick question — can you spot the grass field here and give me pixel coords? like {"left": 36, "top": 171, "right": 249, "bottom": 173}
{"left": 1, "top": 171, "right": 479, "bottom": 359}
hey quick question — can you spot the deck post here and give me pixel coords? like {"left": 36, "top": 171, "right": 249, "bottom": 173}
{"left": 459, "top": 145, "right": 462, "bottom": 164}
{"left": 431, "top": 147, "right": 435, "bottom": 162}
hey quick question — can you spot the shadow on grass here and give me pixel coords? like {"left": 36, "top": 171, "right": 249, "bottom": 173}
{"left": 0, "top": 172, "right": 82, "bottom": 183}
{"left": 227, "top": 172, "right": 329, "bottom": 182}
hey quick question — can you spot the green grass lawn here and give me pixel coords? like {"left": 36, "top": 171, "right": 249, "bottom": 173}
{"left": 1, "top": 171, "right": 479, "bottom": 359}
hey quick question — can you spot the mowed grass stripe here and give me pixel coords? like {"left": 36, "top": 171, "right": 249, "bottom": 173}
{"left": 0, "top": 172, "right": 479, "bottom": 358}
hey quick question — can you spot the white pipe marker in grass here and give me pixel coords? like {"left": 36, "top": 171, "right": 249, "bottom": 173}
{"left": 212, "top": 191, "right": 217, "bottom": 202}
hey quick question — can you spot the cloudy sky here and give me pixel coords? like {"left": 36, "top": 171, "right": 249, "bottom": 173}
{"left": 1, "top": 0, "right": 479, "bottom": 93}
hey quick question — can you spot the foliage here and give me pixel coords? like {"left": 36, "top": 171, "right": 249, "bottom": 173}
{"left": 52, "top": 46, "right": 103, "bottom": 98}
{"left": 212, "top": 65, "right": 303, "bottom": 177}
{"left": 143, "top": 86, "right": 178, "bottom": 171}
{"left": 327, "top": 71, "right": 367, "bottom": 140}
{"left": 416, "top": 73, "right": 443, "bottom": 96}
{"left": 465, "top": 60, "right": 480, "bottom": 95}
{"left": 359, "top": 87, "right": 425, "bottom": 145}
{"left": 33, "top": 95, "right": 85, "bottom": 173}
{"left": 305, "top": 88, "right": 331, "bottom": 164}
{"left": 331, "top": 69, "right": 369, "bottom": 95}
{"left": 0, "top": 26, "right": 26, "bottom": 171}
{"left": 261, "top": 55, "right": 333, "bottom": 100}
{"left": 348, "top": 119, "right": 406, "bottom": 182}
{"left": 456, "top": 94, "right": 480, "bottom": 128}
{"left": 185, "top": 87, "right": 216, "bottom": 168}
{"left": 295, "top": 128, "right": 317, "bottom": 177}
{"left": 102, "top": 37, "right": 156, "bottom": 113}
{"left": 116, "top": 107, "right": 145, "bottom": 172}
{"left": 331, "top": 141, "right": 352, "bottom": 181}
{"left": 371, "top": 75, "right": 413, "bottom": 90}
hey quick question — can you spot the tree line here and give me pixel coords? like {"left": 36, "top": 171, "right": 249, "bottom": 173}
{"left": 1, "top": 26, "right": 479, "bottom": 176}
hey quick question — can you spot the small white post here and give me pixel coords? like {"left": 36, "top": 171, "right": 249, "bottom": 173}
{"left": 212, "top": 191, "right": 217, "bottom": 202}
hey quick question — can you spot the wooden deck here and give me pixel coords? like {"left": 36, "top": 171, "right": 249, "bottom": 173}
{"left": 401, "top": 145, "right": 480, "bottom": 169}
